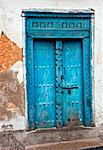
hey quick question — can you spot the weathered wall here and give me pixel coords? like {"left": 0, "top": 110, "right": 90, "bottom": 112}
{"left": 0, "top": 32, "right": 22, "bottom": 72}
{"left": 0, "top": 32, "right": 25, "bottom": 130}
{"left": 0, "top": 0, "right": 103, "bottom": 130}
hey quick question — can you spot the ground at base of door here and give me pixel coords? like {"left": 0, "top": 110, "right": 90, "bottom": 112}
{"left": 1, "top": 126, "right": 103, "bottom": 149}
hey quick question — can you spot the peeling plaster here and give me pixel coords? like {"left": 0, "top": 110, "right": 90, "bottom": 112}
{"left": 10, "top": 61, "right": 24, "bottom": 84}
{"left": 0, "top": 66, "right": 25, "bottom": 131}
{"left": 0, "top": 115, "right": 25, "bottom": 131}
{"left": 0, "top": 32, "right": 22, "bottom": 72}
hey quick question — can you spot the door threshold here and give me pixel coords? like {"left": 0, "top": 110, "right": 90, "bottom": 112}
{"left": 62, "top": 125, "right": 95, "bottom": 131}
{"left": 28, "top": 125, "right": 94, "bottom": 133}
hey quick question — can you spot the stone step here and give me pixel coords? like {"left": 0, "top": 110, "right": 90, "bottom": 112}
{"left": 23, "top": 126, "right": 101, "bottom": 145}
{"left": 25, "top": 138, "right": 103, "bottom": 150}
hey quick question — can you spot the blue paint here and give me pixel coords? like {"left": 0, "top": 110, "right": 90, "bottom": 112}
{"left": 33, "top": 40, "right": 56, "bottom": 128}
{"left": 22, "top": 10, "right": 94, "bottom": 129}
{"left": 55, "top": 40, "right": 63, "bottom": 127}
{"left": 62, "top": 40, "right": 83, "bottom": 125}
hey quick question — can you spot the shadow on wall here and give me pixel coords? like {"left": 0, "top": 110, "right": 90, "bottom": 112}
{"left": 0, "top": 31, "right": 24, "bottom": 123}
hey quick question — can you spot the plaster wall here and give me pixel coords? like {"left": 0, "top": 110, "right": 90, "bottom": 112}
{"left": 0, "top": 0, "right": 103, "bottom": 129}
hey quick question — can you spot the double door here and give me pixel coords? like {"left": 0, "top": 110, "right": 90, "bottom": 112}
{"left": 33, "top": 39, "right": 83, "bottom": 128}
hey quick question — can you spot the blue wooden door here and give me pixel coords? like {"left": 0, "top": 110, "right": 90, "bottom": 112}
{"left": 33, "top": 39, "right": 83, "bottom": 128}
{"left": 62, "top": 39, "right": 83, "bottom": 126}
{"left": 33, "top": 39, "right": 56, "bottom": 128}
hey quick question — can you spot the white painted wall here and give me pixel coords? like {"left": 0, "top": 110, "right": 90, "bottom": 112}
{"left": 0, "top": 0, "right": 103, "bottom": 128}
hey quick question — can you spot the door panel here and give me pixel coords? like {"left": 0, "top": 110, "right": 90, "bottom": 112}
{"left": 62, "top": 40, "right": 83, "bottom": 126}
{"left": 33, "top": 39, "right": 83, "bottom": 128}
{"left": 33, "top": 40, "right": 56, "bottom": 128}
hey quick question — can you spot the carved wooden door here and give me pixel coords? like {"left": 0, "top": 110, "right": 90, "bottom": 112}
{"left": 34, "top": 39, "right": 83, "bottom": 128}
{"left": 33, "top": 39, "right": 56, "bottom": 128}
{"left": 62, "top": 39, "right": 83, "bottom": 126}
{"left": 23, "top": 10, "right": 93, "bottom": 130}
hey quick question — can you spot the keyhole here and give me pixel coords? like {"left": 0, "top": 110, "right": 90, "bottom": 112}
{"left": 68, "top": 89, "right": 71, "bottom": 94}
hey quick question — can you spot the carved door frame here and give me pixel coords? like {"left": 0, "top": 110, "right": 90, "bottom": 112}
{"left": 22, "top": 9, "right": 94, "bottom": 130}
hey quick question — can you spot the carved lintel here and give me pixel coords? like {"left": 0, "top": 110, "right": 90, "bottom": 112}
{"left": 31, "top": 21, "right": 86, "bottom": 30}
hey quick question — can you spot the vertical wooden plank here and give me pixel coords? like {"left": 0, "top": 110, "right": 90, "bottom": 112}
{"left": 23, "top": 17, "right": 29, "bottom": 129}
{"left": 55, "top": 40, "right": 63, "bottom": 127}
{"left": 25, "top": 34, "right": 35, "bottom": 130}
{"left": 83, "top": 37, "right": 92, "bottom": 126}
{"left": 62, "top": 40, "right": 83, "bottom": 126}
{"left": 34, "top": 40, "right": 56, "bottom": 128}
{"left": 89, "top": 18, "right": 94, "bottom": 126}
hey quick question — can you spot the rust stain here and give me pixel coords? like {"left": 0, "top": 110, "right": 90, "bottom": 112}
{"left": 67, "top": 111, "right": 80, "bottom": 128}
{"left": 0, "top": 31, "right": 23, "bottom": 72}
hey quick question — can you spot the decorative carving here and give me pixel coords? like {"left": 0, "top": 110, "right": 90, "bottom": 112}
{"left": 32, "top": 22, "right": 38, "bottom": 28}
{"left": 26, "top": 36, "right": 35, "bottom": 129}
{"left": 32, "top": 21, "right": 86, "bottom": 30}
{"left": 83, "top": 38, "right": 92, "bottom": 126}
{"left": 55, "top": 41, "right": 63, "bottom": 128}
{"left": 56, "top": 22, "right": 61, "bottom": 28}
{"left": 68, "top": 22, "right": 75, "bottom": 28}
{"left": 40, "top": 22, "right": 46, "bottom": 28}
{"left": 62, "top": 22, "right": 68, "bottom": 28}
{"left": 47, "top": 22, "right": 53, "bottom": 28}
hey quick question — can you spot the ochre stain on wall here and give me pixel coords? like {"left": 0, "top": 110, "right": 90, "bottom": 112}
{"left": 0, "top": 31, "right": 23, "bottom": 72}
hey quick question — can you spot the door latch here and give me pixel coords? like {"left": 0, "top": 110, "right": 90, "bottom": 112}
{"left": 61, "top": 86, "right": 78, "bottom": 94}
